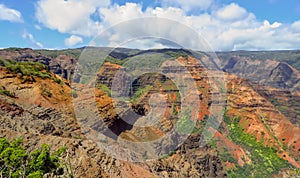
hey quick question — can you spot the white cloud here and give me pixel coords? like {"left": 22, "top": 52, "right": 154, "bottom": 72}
{"left": 97, "top": 4, "right": 208, "bottom": 50}
{"left": 34, "top": 24, "right": 42, "bottom": 30}
{"left": 95, "top": 3, "right": 300, "bottom": 51}
{"left": 35, "top": 1, "right": 300, "bottom": 50}
{"left": 291, "top": 20, "right": 300, "bottom": 32}
{"left": 161, "top": 0, "right": 213, "bottom": 12}
{"left": 22, "top": 31, "right": 43, "bottom": 48}
{"left": 35, "top": 0, "right": 109, "bottom": 36}
{"left": 145, "top": 6, "right": 187, "bottom": 22}
{"left": 117, "top": 38, "right": 180, "bottom": 50}
{"left": 0, "top": 4, "right": 23, "bottom": 23}
{"left": 65, "top": 35, "right": 83, "bottom": 46}
{"left": 215, "top": 3, "right": 248, "bottom": 21}
{"left": 99, "top": 3, "right": 144, "bottom": 26}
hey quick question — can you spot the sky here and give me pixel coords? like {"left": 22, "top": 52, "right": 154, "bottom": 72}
{"left": 0, "top": 0, "right": 300, "bottom": 51}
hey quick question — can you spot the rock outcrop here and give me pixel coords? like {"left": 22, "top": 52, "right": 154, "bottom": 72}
{"left": 0, "top": 59, "right": 226, "bottom": 177}
{"left": 221, "top": 57, "right": 300, "bottom": 91}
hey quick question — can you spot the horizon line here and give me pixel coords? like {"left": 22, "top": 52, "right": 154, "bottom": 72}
{"left": 1, "top": 46, "right": 300, "bottom": 53}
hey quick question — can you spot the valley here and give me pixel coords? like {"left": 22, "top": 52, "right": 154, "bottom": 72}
{"left": 0, "top": 47, "right": 299, "bottom": 177}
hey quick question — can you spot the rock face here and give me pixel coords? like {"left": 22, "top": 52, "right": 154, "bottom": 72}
{"left": 220, "top": 57, "right": 300, "bottom": 91}
{"left": 225, "top": 75, "right": 300, "bottom": 168}
{"left": 0, "top": 48, "right": 77, "bottom": 81}
{"left": 0, "top": 58, "right": 226, "bottom": 177}
{"left": 0, "top": 48, "right": 52, "bottom": 66}
{"left": 147, "top": 135, "right": 225, "bottom": 178}
{"left": 84, "top": 53, "right": 300, "bottom": 174}
{"left": 219, "top": 56, "right": 300, "bottom": 127}
{"left": 49, "top": 55, "right": 77, "bottom": 81}
{"left": 253, "top": 84, "right": 300, "bottom": 127}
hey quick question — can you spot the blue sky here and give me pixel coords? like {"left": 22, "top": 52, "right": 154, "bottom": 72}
{"left": 0, "top": 0, "right": 300, "bottom": 51}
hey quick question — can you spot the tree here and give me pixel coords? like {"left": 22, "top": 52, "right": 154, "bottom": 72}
{"left": 0, "top": 137, "right": 66, "bottom": 178}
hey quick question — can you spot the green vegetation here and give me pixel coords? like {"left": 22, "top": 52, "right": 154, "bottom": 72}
{"left": 219, "top": 147, "right": 237, "bottom": 164}
{"left": 207, "top": 139, "right": 217, "bottom": 149}
{"left": 191, "top": 121, "right": 202, "bottom": 134}
{"left": 104, "top": 49, "right": 190, "bottom": 65}
{"left": 70, "top": 90, "right": 78, "bottom": 98}
{"left": 124, "top": 53, "right": 169, "bottom": 73}
{"left": 130, "top": 85, "right": 152, "bottom": 103}
{"left": 171, "top": 104, "right": 178, "bottom": 116}
{"left": 160, "top": 80, "right": 177, "bottom": 91}
{"left": 223, "top": 114, "right": 294, "bottom": 178}
{"left": 0, "top": 138, "right": 66, "bottom": 178}
{"left": 0, "top": 60, "right": 62, "bottom": 84}
{"left": 41, "top": 84, "right": 52, "bottom": 97}
{"left": 268, "top": 97, "right": 300, "bottom": 129}
{"left": 97, "top": 84, "right": 111, "bottom": 97}
{"left": 166, "top": 51, "right": 189, "bottom": 59}
{"left": 104, "top": 56, "right": 127, "bottom": 65}
{"left": 192, "top": 114, "right": 209, "bottom": 135}
{"left": 1, "top": 60, "right": 50, "bottom": 78}
{"left": 0, "top": 89, "right": 15, "bottom": 98}
{"left": 176, "top": 108, "right": 195, "bottom": 134}
{"left": 175, "top": 111, "right": 217, "bottom": 135}
{"left": 37, "top": 48, "right": 82, "bottom": 59}
{"left": 4, "top": 48, "right": 31, "bottom": 52}
{"left": 190, "top": 114, "right": 222, "bottom": 135}
{"left": 158, "top": 150, "right": 176, "bottom": 160}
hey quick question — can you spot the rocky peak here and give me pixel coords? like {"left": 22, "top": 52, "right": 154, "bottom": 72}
{"left": 221, "top": 56, "right": 300, "bottom": 91}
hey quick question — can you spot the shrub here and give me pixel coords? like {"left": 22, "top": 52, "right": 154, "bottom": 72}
{"left": 224, "top": 113, "right": 294, "bottom": 177}
{"left": 130, "top": 85, "right": 152, "bottom": 103}
{"left": 41, "top": 85, "right": 52, "bottom": 97}
{"left": 97, "top": 84, "right": 111, "bottom": 97}
{"left": 0, "top": 137, "right": 66, "bottom": 177}
{"left": 0, "top": 60, "right": 63, "bottom": 84}
{"left": 70, "top": 90, "right": 78, "bottom": 98}
{"left": 219, "top": 148, "right": 237, "bottom": 164}
{"left": 0, "top": 89, "right": 16, "bottom": 98}
{"left": 176, "top": 108, "right": 195, "bottom": 134}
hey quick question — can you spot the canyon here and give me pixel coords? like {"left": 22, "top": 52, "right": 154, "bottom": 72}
{"left": 0, "top": 47, "right": 299, "bottom": 177}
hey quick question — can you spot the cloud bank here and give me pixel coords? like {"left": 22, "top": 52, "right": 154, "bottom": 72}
{"left": 36, "top": 0, "right": 109, "bottom": 36}
{"left": 161, "top": 0, "right": 213, "bottom": 12}
{"left": 35, "top": 1, "right": 300, "bottom": 51}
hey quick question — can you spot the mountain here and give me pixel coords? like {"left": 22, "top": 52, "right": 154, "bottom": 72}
{"left": 216, "top": 50, "right": 300, "bottom": 72}
{"left": 220, "top": 56, "right": 300, "bottom": 91}
{"left": 0, "top": 47, "right": 299, "bottom": 177}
